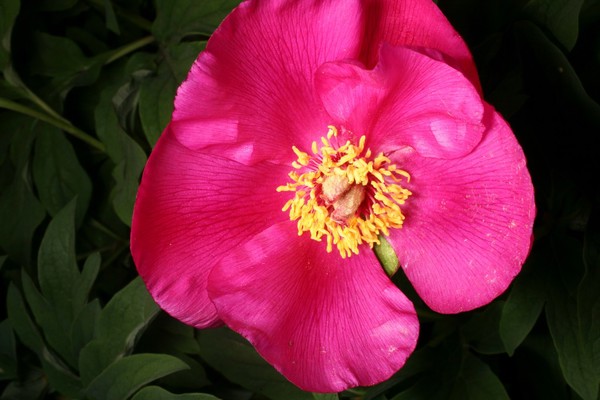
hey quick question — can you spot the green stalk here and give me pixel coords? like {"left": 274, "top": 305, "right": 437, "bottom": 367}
{"left": 104, "top": 35, "right": 155, "bottom": 65}
{"left": 0, "top": 98, "right": 106, "bottom": 152}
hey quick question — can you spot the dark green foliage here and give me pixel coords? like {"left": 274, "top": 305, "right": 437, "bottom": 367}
{"left": 1, "top": 0, "right": 599, "bottom": 399}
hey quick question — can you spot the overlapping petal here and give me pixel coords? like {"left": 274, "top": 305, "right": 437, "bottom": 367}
{"left": 132, "top": 0, "right": 536, "bottom": 393}
{"left": 131, "top": 127, "right": 290, "bottom": 327}
{"left": 360, "top": 0, "right": 481, "bottom": 89}
{"left": 171, "top": 0, "right": 366, "bottom": 164}
{"left": 208, "top": 222, "right": 419, "bottom": 392}
{"left": 316, "top": 44, "right": 485, "bottom": 159}
{"left": 386, "top": 107, "right": 535, "bottom": 313}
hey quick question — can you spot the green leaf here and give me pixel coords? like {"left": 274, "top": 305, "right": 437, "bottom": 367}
{"left": 500, "top": 253, "right": 546, "bottom": 355}
{"left": 197, "top": 327, "right": 312, "bottom": 400}
{"left": 139, "top": 42, "right": 204, "bottom": 147}
{"left": 461, "top": 301, "right": 506, "bottom": 355}
{"left": 30, "top": 32, "right": 103, "bottom": 94}
{"left": 135, "top": 315, "right": 210, "bottom": 390}
{"left": 390, "top": 338, "right": 508, "bottom": 400}
{"left": 312, "top": 394, "right": 338, "bottom": 400}
{"left": 40, "top": 347, "right": 82, "bottom": 398}
{"left": 0, "top": 0, "right": 19, "bottom": 69}
{"left": 72, "top": 253, "right": 100, "bottom": 315}
{"left": 79, "top": 277, "right": 159, "bottom": 385}
{"left": 0, "top": 319, "right": 17, "bottom": 380}
{"left": 0, "top": 117, "right": 46, "bottom": 266}
{"left": 153, "top": 0, "right": 241, "bottom": 43}
{"left": 37, "top": 199, "right": 80, "bottom": 321}
{"left": 84, "top": 354, "right": 189, "bottom": 400}
{"left": 131, "top": 386, "right": 219, "bottom": 400}
{"left": 521, "top": 0, "right": 584, "bottom": 50}
{"left": 0, "top": 368, "right": 47, "bottom": 400}
{"left": 374, "top": 235, "right": 399, "bottom": 277}
{"left": 6, "top": 283, "right": 44, "bottom": 354}
{"left": 544, "top": 234, "right": 600, "bottom": 400}
{"left": 447, "top": 353, "right": 510, "bottom": 400}
{"left": 0, "top": 173, "right": 45, "bottom": 265}
{"left": 515, "top": 21, "right": 600, "bottom": 127}
{"left": 95, "top": 85, "right": 147, "bottom": 226}
{"left": 21, "top": 270, "right": 77, "bottom": 367}
{"left": 102, "top": 0, "right": 120, "bottom": 34}
{"left": 70, "top": 299, "right": 101, "bottom": 359}
{"left": 32, "top": 125, "right": 92, "bottom": 226}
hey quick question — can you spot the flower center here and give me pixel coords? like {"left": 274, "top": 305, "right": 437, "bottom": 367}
{"left": 277, "top": 126, "right": 412, "bottom": 258}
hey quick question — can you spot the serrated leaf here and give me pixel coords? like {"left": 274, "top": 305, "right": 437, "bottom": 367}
{"left": 522, "top": 0, "right": 584, "bottom": 50}
{"left": 139, "top": 42, "right": 203, "bottom": 147}
{"left": 153, "top": 0, "right": 241, "bottom": 43}
{"left": 6, "top": 283, "right": 44, "bottom": 354}
{"left": 21, "top": 271, "right": 77, "bottom": 367}
{"left": 70, "top": 299, "right": 101, "bottom": 359}
{"left": 40, "top": 347, "right": 82, "bottom": 398}
{"left": 0, "top": 117, "right": 45, "bottom": 266}
{"left": 197, "top": 328, "right": 312, "bottom": 400}
{"left": 71, "top": 253, "right": 100, "bottom": 313}
{"left": 79, "top": 277, "right": 159, "bottom": 385}
{"left": 32, "top": 126, "right": 92, "bottom": 225}
{"left": 95, "top": 85, "right": 147, "bottom": 226}
{"left": 37, "top": 199, "right": 80, "bottom": 321}
{"left": 131, "top": 386, "right": 219, "bottom": 400}
{"left": 85, "top": 354, "right": 189, "bottom": 400}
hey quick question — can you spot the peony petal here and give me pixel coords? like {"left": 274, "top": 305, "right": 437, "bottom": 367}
{"left": 131, "top": 127, "right": 291, "bottom": 327}
{"left": 316, "top": 45, "right": 485, "bottom": 159}
{"left": 171, "top": 0, "right": 366, "bottom": 164}
{"left": 387, "top": 107, "right": 535, "bottom": 313}
{"left": 360, "top": 0, "right": 481, "bottom": 90}
{"left": 208, "top": 222, "right": 419, "bottom": 393}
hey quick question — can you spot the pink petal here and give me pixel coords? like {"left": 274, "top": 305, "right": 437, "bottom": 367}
{"left": 360, "top": 0, "right": 481, "bottom": 90}
{"left": 131, "top": 127, "right": 291, "bottom": 327}
{"left": 387, "top": 107, "right": 535, "bottom": 313}
{"left": 171, "top": 0, "right": 365, "bottom": 164}
{"left": 207, "top": 222, "right": 419, "bottom": 393}
{"left": 315, "top": 44, "right": 485, "bottom": 159}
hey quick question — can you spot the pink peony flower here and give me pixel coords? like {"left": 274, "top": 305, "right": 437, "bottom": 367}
{"left": 131, "top": 0, "right": 535, "bottom": 393}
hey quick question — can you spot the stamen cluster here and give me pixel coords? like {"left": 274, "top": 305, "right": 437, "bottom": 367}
{"left": 277, "top": 126, "right": 412, "bottom": 258}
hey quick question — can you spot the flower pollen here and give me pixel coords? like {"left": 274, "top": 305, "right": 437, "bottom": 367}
{"left": 277, "top": 126, "right": 412, "bottom": 258}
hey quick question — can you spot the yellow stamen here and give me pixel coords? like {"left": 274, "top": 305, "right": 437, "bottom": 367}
{"left": 276, "top": 126, "right": 411, "bottom": 258}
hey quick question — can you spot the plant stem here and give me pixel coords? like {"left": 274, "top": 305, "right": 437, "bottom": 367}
{"left": 0, "top": 98, "right": 106, "bottom": 152}
{"left": 104, "top": 35, "right": 155, "bottom": 65}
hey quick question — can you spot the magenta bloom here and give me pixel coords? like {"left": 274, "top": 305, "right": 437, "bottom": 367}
{"left": 131, "top": 0, "right": 535, "bottom": 393}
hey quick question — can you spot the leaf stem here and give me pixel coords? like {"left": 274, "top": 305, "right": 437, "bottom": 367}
{"left": 0, "top": 98, "right": 106, "bottom": 152}
{"left": 104, "top": 35, "right": 155, "bottom": 65}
